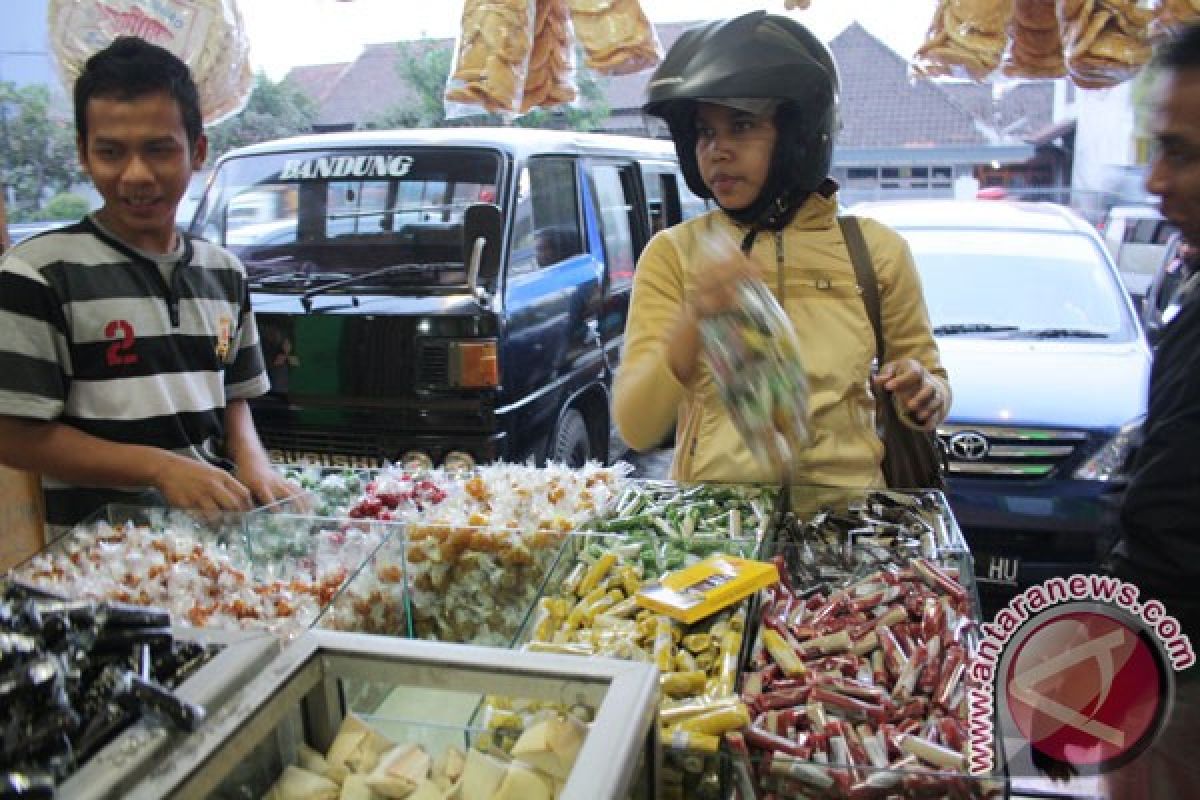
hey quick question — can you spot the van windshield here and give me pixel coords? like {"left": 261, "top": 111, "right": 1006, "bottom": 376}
{"left": 191, "top": 147, "right": 502, "bottom": 288}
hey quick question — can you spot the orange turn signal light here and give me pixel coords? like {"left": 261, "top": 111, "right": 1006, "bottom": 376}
{"left": 454, "top": 340, "right": 499, "bottom": 388}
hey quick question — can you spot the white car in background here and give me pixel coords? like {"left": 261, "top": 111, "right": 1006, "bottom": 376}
{"left": 1101, "top": 204, "right": 1178, "bottom": 307}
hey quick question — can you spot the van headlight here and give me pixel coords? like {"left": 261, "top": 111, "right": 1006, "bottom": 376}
{"left": 1074, "top": 416, "right": 1144, "bottom": 481}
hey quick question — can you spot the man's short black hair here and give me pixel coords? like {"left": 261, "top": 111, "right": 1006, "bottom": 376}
{"left": 1157, "top": 20, "right": 1200, "bottom": 71}
{"left": 74, "top": 36, "right": 203, "bottom": 148}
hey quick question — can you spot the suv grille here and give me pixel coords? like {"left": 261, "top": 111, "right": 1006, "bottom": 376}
{"left": 936, "top": 424, "right": 1089, "bottom": 479}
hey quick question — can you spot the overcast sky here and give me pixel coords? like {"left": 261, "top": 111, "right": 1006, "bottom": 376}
{"left": 239, "top": 0, "right": 941, "bottom": 80}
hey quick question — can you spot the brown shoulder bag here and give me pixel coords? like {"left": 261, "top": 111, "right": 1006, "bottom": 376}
{"left": 839, "top": 216, "right": 947, "bottom": 491}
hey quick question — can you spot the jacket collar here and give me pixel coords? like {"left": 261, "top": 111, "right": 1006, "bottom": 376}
{"left": 722, "top": 178, "right": 840, "bottom": 234}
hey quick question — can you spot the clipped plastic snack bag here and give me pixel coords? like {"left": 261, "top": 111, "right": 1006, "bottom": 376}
{"left": 444, "top": 0, "right": 537, "bottom": 117}
{"left": 565, "top": 0, "right": 662, "bottom": 76}
{"left": 695, "top": 233, "right": 810, "bottom": 475}
{"left": 521, "top": 0, "right": 578, "bottom": 113}
{"left": 911, "top": 0, "right": 1011, "bottom": 80}
{"left": 48, "top": 0, "right": 253, "bottom": 126}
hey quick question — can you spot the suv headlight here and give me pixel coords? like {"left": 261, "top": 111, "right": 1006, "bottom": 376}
{"left": 1074, "top": 416, "right": 1144, "bottom": 481}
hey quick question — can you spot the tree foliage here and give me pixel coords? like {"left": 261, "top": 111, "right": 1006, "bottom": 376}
{"left": 205, "top": 72, "right": 319, "bottom": 160}
{"left": 369, "top": 42, "right": 609, "bottom": 131}
{"left": 0, "top": 81, "right": 85, "bottom": 220}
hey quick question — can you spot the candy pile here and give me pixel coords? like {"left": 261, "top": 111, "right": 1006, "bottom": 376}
{"left": 780, "top": 491, "right": 966, "bottom": 588}
{"left": 0, "top": 583, "right": 212, "bottom": 790}
{"left": 11, "top": 517, "right": 403, "bottom": 639}
{"left": 700, "top": 280, "right": 810, "bottom": 475}
{"left": 589, "top": 481, "right": 779, "bottom": 544}
{"left": 511, "top": 531, "right": 756, "bottom": 800}
{"left": 379, "top": 461, "right": 632, "bottom": 646}
{"left": 736, "top": 548, "right": 998, "bottom": 798}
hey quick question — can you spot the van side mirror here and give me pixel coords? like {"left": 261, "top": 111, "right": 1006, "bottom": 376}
{"left": 464, "top": 202, "right": 503, "bottom": 305}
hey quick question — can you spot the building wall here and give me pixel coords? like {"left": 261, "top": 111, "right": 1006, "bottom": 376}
{"left": 0, "top": 1, "right": 55, "bottom": 87}
{"left": 1071, "top": 81, "right": 1143, "bottom": 199}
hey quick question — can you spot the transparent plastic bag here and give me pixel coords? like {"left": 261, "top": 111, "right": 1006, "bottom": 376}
{"left": 47, "top": 0, "right": 253, "bottom": 126}
{"left": 911, "top": 0, "right": 1011, "bottom": 80}
{"left": 1060, "top": 0, "right": 1154, "bottom": 90}
{"left": 699, "top": 279, "right": 810, "bottom": 475}
{"left": 520, "top": 0, "right": 579, "bottom": 113}
{"left": 565, "top": 0, "right": 662, "bottom": 76}
{"left": 444, "top": 0, "right": 537, "bottom": 118}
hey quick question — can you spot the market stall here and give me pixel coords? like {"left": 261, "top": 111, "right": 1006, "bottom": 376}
{"left": 4, "top": 463, "right": 1002, "bottom": 798}
{"left": 20, "top": 0, "right": 1191, "bottom": 796}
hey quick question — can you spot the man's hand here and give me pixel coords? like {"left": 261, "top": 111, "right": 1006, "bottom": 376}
{"left": 149, "top": 452, "right": 254, "bottom": 513}
{"left": 873, "top": 358, "right": 946, "bottom": 430}
{"left": 236, "top": 460, "right": 302, "bottom": 508}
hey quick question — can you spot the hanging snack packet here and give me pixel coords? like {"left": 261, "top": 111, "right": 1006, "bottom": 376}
{"left": 1059, "top": 0, "right": 1154, "bottom": 89}
{"left": 565, "top": 0, "right": 662, "bottom": 76}
{"left": 444, "top": 0, "right": 536, "bottom": 117}
{"left": 1003, "top": 0, "right": 1066, "bottom": 79}
{"left": 911, "top": 0, "right": 1012, "bottom": 80}
{"left": 521, "top": 0, "right": 578, "bottom": 113}
{"left": 48, "top": 0, "right": 254, "bottom": 126}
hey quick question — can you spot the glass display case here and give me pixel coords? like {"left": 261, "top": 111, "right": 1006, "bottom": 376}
{"left": 406, "top": 521, "right": 570, "bottom": 646}
{"left": 125, "top": 631, "right": 662, "bottom": 800}
{"left": 511, "top": 529, "right": 767, "bottom": 800}
{"left": 7, "top": 504, "right": 406, "bottom": 639}
{"left": 723, "top": 486, "right": 1002, "bottom": 800}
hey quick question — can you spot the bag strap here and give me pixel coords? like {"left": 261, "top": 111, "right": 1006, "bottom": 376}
{"left": 838, "top": 215, "right": 884, "bottom": 364}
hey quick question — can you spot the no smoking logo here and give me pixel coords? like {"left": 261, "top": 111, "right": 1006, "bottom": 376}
{"left": 1004, "top": 605, "right": 1170, "bottom": 770}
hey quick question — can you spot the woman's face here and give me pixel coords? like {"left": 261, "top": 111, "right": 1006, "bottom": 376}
{"left": 694, "top": 102, "right": 778, "bottom": 211}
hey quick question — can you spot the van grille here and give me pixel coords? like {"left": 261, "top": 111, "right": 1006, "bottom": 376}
{"left": 418, "top": 342, "right": 449, "bottom": 387}
{"left": 259, "top": 427, "right": 389, "bottom": 465}
{"left": 936, "top": 424, "right": 1089, "bottom": 479}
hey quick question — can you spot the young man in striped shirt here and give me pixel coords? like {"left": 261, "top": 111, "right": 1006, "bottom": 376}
{"left": 0, "top": 37, "right": 295, "bottom": 528}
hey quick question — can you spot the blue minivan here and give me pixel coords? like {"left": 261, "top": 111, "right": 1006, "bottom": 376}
{"left": 190, "top": 128, "right": 706, "bottom": 470}
{"left": 853, "top": 200, "right": 1151, "bottom": 597}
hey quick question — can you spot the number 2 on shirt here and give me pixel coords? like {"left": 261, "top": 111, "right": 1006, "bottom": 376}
{"left": 105, "top": 319, "right": 139, "bottom": 366}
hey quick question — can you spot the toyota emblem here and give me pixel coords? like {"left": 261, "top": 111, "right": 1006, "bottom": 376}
{"left": 949, "top": 430, "right": 990, "bottom": 461}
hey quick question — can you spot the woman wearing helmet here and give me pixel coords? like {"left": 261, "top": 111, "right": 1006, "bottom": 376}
{"left": 613, "top": 11, "right": 950, "bottom": 487}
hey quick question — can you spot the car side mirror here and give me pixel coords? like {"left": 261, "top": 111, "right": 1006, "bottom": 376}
{"left": 464, "top": 202, "right": 503, "bottom": 305}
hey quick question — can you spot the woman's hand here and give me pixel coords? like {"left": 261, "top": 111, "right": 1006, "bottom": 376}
{"left": 873, "top": 358, "right": 947, "bottom": 430}
{"left": 685, "top": 241, "right": 764, "bottom": 319}
{"left": 668, "top": 243, "right": 764, "bottom": 385}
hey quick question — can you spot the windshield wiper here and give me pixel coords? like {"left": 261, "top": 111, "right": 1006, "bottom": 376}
{"left": 933, "top": 323, "right": 1020, "bottom": 335}
{"left": 1009, "top": 328, "right": 1110, "bottom": 339}
{"left": 300, "top": 263, "right": 456, "bottom": 311}
{"left": 250, "top": 271, "right": 352, "bottom": 289}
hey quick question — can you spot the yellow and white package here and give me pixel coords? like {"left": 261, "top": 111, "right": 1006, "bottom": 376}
{"left": 636, "top": 555, "right": 778, "bottom": 625}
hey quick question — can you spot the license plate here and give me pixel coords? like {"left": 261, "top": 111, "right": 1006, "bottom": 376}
{"left": 976, "top": 554, "right": 1020, "bottom": 586}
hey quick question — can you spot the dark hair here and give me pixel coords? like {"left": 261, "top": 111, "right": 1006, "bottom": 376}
{"left": 74, "top": 36, "right": 203, "bottom": 148}
{"left": 1157, "top": 21, "right": 1200, "bottom": 71}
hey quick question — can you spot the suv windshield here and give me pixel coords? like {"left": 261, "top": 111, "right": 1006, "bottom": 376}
{"left": 191, "top": 147, "right": 502, "bottom": 288}
{"left": 900, "top": 229, "right": 1137, "bottom": 340}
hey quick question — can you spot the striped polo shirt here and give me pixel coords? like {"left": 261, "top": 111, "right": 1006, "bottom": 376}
{"left": 0, "top": 216, "right": 269, "bottom": 526}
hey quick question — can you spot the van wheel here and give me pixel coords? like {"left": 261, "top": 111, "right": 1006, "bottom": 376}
{"left": 550, "top": 409, "right": 590, "bottom": 467}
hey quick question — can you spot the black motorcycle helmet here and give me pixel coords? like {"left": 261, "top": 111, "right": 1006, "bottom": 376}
{"left": 643, "top": 11, "right": 839, "bottom": 230}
